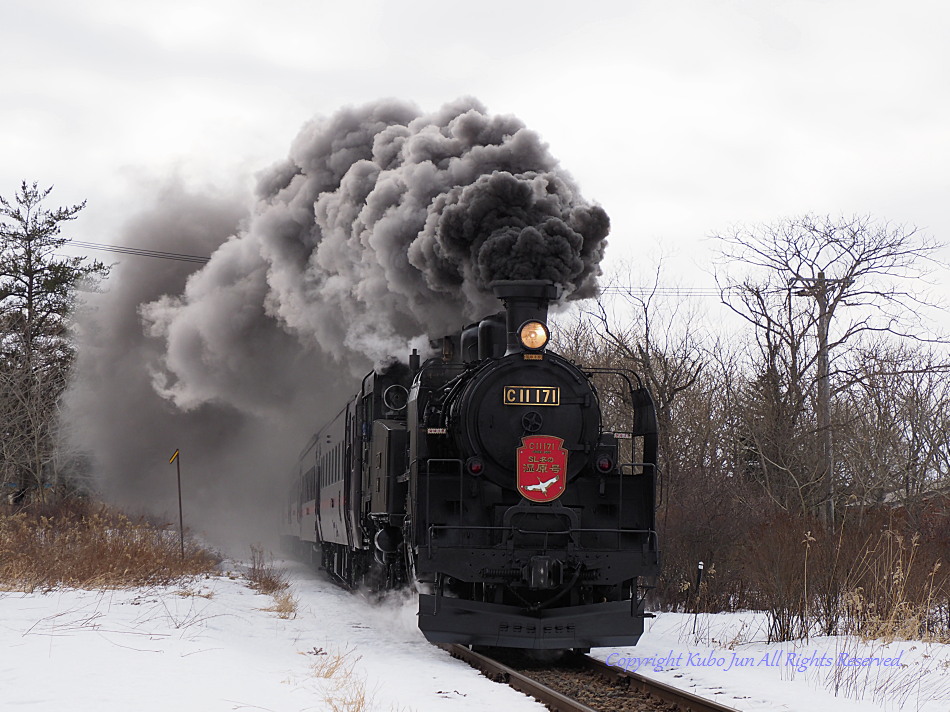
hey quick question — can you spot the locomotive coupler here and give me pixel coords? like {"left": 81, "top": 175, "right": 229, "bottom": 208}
{"left": 525, "top": 555, "right": 557, "bottom": 590}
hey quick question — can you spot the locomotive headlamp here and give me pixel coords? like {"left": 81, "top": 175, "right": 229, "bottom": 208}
{"left": 518, "top": 321, "right": 549, "bottom": 351}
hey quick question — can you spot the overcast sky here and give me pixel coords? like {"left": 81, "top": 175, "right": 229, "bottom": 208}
{"left": 3, "top": 0, "right": 948, "bottom": 305}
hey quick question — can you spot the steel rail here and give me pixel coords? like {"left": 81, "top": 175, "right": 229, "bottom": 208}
{"left": 441, "top": 643, "right": 745, "bottom": 712}
{"left": 583, "top": 655, "right": 744, "bottom": 712}
{"left": 439, "top": 644, "right": 600, "bottom": 712}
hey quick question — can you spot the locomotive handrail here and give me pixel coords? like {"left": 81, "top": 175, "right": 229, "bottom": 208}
{"left": 581, "top": 367, "right": 658, "bottom": 437}
{"left": 581, "top": 365, "right": 644, "bottom": 393}
{"left": 427, "top": 524, "right": 658, "bottom": 538}
{"left": 421, "top": 452, "right": 659, "bottom": 553}
{"left": 426, "top": 523, "right": 658, "bottom": 552}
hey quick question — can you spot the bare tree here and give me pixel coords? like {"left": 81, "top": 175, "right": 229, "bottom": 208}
{"left": 582, "top": 263, "right": 706, "bottom": 470}
{"left": 714, "top": 214, "right": 946, "bottom": 524}
{"left": 836, "top": 343, "right": 950, "bottom": 513}
{"left": 557, "top": 261, "right": 723, "bottom": 552}
{"left": 556, "top": 265, "right": 764, "bottom": 610}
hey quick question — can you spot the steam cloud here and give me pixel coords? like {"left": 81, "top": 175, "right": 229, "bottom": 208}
{"left": 63, "top": 98, "right": 609, "bottom": 546}
{"left": 141, "top": 97, "right": 609, "bottom": 413}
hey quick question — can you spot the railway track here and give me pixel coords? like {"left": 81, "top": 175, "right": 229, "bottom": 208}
{"left": 440, "top": 644, "right": 745, "bottom": 712}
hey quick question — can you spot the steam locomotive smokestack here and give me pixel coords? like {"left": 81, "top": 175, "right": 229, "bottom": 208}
{"left": 491, "top": 280, "right": 560, "bottom": 355}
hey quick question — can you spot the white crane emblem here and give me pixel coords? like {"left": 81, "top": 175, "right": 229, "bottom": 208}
{"left": 524, "top": 476, "right": 560, "bottom": 496}
{"left": 517, "top": 435, "right": 568, "bottom": 501}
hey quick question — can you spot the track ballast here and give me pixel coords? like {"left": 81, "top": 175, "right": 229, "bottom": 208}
{"left": 441, "top": 644, "right": 746, "bottom": 712}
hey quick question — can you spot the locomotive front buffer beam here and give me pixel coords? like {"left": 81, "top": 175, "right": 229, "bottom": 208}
{"left": 417, "top": 595, "right": 649, "bottom": 649}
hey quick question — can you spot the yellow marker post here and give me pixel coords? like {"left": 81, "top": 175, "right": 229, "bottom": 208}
{"left": 169, "top": 449, "right": 184, "bottom": 561}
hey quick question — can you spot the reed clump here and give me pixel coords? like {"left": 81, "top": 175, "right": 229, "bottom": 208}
{"left": 0, "top": 500, "right": 219, "bottom": 591}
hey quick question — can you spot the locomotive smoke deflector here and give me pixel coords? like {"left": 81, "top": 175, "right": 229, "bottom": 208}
{"left": 490, "top": 280, "right": 560, "bottom": 355}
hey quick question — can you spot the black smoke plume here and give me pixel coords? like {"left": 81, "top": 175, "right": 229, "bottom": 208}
{"left": 63, "top": 99, "right": 609, "bottom": 546}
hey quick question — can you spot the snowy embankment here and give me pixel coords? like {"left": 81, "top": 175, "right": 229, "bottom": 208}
{"left": 2, "top": 561, "right": 948, "bottom": 711}
{"left": 596, "top": 612, "right": 950, "bottom": 712}
{"left": 0, "top": 562, "right": 542, "bottom": 712}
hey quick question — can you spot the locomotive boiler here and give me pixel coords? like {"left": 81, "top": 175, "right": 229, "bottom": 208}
{"left": 282, "top": 279, "right": 660, "bottom": 650}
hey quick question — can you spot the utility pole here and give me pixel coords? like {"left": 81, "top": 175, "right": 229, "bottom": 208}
{"left": 169, "top": 449, "right": 184, "bottom": 560}
{"left": 793, "top": 271, "right": 847, "bottom": 531}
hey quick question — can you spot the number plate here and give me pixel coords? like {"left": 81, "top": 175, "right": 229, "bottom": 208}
{"left": 503, "top": 386, "right": 560, "bottom": 406}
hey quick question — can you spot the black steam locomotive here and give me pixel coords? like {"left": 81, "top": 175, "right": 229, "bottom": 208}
{"left": 281, "top": 280, "right": 660, "bottom": 649}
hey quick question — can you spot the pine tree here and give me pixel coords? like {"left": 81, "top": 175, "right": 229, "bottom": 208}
{"left": 0, "top": 181, "right": 108, "bottom": 504}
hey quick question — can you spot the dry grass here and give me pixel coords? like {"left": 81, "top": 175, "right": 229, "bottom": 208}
{"left": 245, "top": 544, "right": 290, "bottom": 594}
{"left": 308, "top": 646, "right": 362, "bottom": 679}
{"left": 666, "top": 502, "right": 950, "bottom": 644}
{"left": 0, "top": 500, "right": 219, "bottom": 591}
{"left": 306, "top": 646, "right": 374, "bottom": 712}
{"left": 824, "top": 635, "right": 950, "bottom": 708}
{"left": 324, "top": 677, "right": 371, "bottom": 712}
{"left": 263, "top": 589, "right": 299, "bottom": 619}
{"left": 245, "top": 545, "right": 298, "bottom": 619}
{"left": 754, "top": 518, "right": 950, "bottom": 643}
{"left": 840, "top": 530, "right": 949, "bottom": 642}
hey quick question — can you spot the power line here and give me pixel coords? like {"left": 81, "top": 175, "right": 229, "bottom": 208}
{"left": 599, "top": 286, "right": 731, "bottom": 298}
{"left": 58, "top": 242, "right": 735, "bottom": 295}
{"left": 65, "top": 240, "right": 210, "bottom": 264}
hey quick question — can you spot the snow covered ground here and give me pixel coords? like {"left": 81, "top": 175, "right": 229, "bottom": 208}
{"left": 2, "top": 561, "right": 948, "bottom": 711}
{"left": 596, "top": 612, "right": 950, "bottom": 712}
